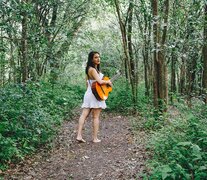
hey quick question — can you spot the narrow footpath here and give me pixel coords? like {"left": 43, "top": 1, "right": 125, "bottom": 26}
{"left": 3, "top": 111, "right": 148, "bottom": 180}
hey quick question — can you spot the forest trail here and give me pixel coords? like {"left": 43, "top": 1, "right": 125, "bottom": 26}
{"left": 3, "top": 111, "right": 148, "bottom": 180}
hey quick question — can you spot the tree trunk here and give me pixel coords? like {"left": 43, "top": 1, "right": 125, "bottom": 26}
{"left": 152, "top": 0, "right": 169, "bottom": 111}
{"left": 136, "top": 2, "right": 151, "bottom": 97}
{"left": 170, "top": 52, "right": 176, "bottom": 103}
{"left": 161, "top": 0, "right": 169, "bottom": 107}
{"left": 0, "top": 54, "right": 5, "bottom": 87}
{"left": 180, "top": 58, "right": 186, "bottom": 95}
{"left": 203, "top": 3, "right": 207, "bottom": 104}
{"left": 143, "top": 48, "right": 150, "bottom": 96}
{"left": 48, "top": 4, "right": 58, "bottom": 84}
{"left": 152, "top": 0, "right": 159, "bottom": 109}
{"left": 9, "top": 40, "right": 16, "bottom": 83}
{"left": 20, "top": 0, "right": 28, "bottom": 83}
{"left": 114, "top": 0, "right": 138, "bottom": 109}
{"left": 127, "top": 0, "right": 136, "bottom": 105}
{"left": 114, "top": 0, "right": 130, "bottom": 81}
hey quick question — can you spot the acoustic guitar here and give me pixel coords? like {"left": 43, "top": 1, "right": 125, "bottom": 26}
{"left": 91, "top": 72, "right": 121, "bottom": 101}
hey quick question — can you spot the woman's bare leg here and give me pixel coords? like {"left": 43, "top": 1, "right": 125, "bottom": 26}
{"left": 92, "top": 108, "right": 102, "bottom": 143}
{"left": 76, "top": 108, "right": 91, "bottom": 142}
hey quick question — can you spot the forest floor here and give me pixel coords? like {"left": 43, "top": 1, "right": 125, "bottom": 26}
{"left": 2, "top": 110, "right": 148, "bottom": 180}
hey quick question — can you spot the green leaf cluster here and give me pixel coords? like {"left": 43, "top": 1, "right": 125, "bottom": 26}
{"left": 106, "top": 78, "right": 134, "bottom": 114}
{"left": 145, "top": 105, "right": 207, "bottom": 179}
{"left": 0, "top": 81, "right": 83, "bottom": 170}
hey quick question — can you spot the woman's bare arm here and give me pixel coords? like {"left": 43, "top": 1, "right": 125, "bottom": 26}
{"left": 88, "top": 68, "right": 112, "bottom": 86}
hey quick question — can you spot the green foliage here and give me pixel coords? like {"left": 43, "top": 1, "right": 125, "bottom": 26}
{"left": 107, "top": 81, "right": 153, "bottom": 116}
{"left": 129, "top": 83, "right": 165, "bottom": 130}
{"left": 0, "top": 81, "right": 83, "bottom": 170}
{"left": 0, "top": 0, "right": 93, "bottom": 85}
{"left": 106, "top": 79, "right": 134, "bottom": 113}
{"left": 145, "top": 104, "right": 207, "bottom": 179}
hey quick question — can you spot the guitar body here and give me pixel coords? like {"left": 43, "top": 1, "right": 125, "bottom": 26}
{"left": 92, "top": 76, "right": 113, "bottom": 101}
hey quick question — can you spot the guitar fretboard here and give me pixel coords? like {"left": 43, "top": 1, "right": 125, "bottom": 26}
{"left": 110, "top": 72, "right": 121, "bottom": 82}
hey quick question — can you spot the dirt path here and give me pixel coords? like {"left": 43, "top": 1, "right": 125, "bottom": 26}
{"left": 3, "top": 111, "right": 148, "bottom": 180}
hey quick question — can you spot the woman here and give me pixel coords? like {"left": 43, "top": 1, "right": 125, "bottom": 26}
{"left": 76, "top": 51, "right": 112, "bottom": 143}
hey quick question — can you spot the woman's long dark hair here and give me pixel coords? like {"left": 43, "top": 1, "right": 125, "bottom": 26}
{"left": 85, "top": 51, "right": 100, "bottom": 75}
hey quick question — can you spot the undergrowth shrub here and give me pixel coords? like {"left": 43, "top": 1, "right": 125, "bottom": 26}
{"left": 107, "top": 80, "right": 152, "bottom": 116}
{"left": 107, "top": 79, "right": 134, "bottom": 113}
{"left": 104, "top": 79, "right": 207, "bottom": 179}
{"left": 0, "top": 81, "right": 83, "bottom": 170}
{"left": 144, "top": 103, "right": 207, "bottom": 179}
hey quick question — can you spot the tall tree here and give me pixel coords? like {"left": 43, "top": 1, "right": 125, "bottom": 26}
{"left": 152, "top": 0, "right": 169, "bottom": 111}
{"left": 0, "top": 0, "right": 90, "bottom": 85}
{"left": 114, "top": 0, "right": 138, "bottom": 106}
{"left": 203, "top": 2, "right": 207, "bottom": 104}
{"left": 135, "top": 0, "right": 152, "bottom": 97}
{"left": 20, "top": 0, "right": 29, "bottom": 83}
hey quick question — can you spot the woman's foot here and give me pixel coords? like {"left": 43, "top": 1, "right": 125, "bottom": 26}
{"left": 76, "top": 138, "right": 86, "bottom": 143}
{"left": 93, "top": 139, "right": 101, "bottom": 143}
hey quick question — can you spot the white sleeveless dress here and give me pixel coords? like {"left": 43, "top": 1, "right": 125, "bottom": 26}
{"left": 81, "top": 72, "right": 107, "bottom": 109}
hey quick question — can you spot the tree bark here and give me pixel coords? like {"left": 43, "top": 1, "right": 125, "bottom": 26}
{"left": 152, "top": 0, "right": 169, "bottom": 111}
{"left": 203, "top": 3, "right": 207, "bottom": 104}
{"left": 127, "top": 0, "right": 136, "bottom": 105}
{"left": 114, "top": 0, "right": 130, "bottom": 81}
{"left": 137, "top": 1, "right": 152, "bottom": 97}
{"left": 180, "top": 58, "right": 186, "bottom": 95}
{"left": 48, "top": 4, "right": 58, "bottom": 83}
{"left": 157, "top": 0, "right": 169, "bottom": 108}
{"left": 114, "top": 0, "right": 140, "bottom": 109}
{"left": 170, "top": 51, "right": 176, "bottom": 103}
{"left": 20, "top": 0, "right": 28, "bottom": 83}
{"left": 152, "top": 0, "right": 159, "bottom": 108}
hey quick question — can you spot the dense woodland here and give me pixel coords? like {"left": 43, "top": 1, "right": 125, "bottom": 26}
{"left": 0, "top": 0, "right": 207, "bottom": 179}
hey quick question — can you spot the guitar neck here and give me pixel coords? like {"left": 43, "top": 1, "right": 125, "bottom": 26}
{"left": 110, "top": 72, "right": 121, "bottom": 82}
